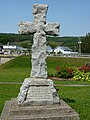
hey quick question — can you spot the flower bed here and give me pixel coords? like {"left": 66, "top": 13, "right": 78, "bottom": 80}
{"left": 49, "top": 64, "right": 90, "bottom": 81}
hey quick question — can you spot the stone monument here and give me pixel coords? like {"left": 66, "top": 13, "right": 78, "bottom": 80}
{"left": 0, "top": 4, "right": 80, "bottom": 120}
{"left": 17, "top": 4, "right": 60, "bottom": 105}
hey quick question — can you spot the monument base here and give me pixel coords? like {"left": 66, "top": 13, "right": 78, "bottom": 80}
{"left": 0, "top": 98, "right": 80, "bottom": 120}
{"left": 17, "top": 78, "right": 60, "bottom": 105}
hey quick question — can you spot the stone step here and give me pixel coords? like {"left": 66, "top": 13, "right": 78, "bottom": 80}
{"left": 10, "top": 108, "right": 74, "bottom": 116}
{"left": 0, "top": 100, "right": 10, "bottom": 120}
{"left": 10, "top": 99, "right": 75, "bottom": 116}
{"left": 0, "top": 98, "right": 80, "bottom": 120}
{"left": 9, "top": 114, "right": 79, "bottom": 120}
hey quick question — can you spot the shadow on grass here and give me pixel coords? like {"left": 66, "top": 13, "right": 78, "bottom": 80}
{"left": 63, "top": 98, "right": 76, "bottom": 103}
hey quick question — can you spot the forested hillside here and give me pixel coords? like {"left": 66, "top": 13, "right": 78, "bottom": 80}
{"left": 0, "top": 33, "right": 90, "bottom": 53}
{"left": 82, "top": 33, "right": 90, "bottom": 53}
{"left": 47, "top": 36, "right": 79, "bottom": 50}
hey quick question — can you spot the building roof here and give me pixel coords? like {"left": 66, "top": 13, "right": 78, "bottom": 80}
{"left": 47, "top": 45, "right": 53, "bottom": 53}
{"left": 54, "top": 46, "right": 72, "bottom": 51}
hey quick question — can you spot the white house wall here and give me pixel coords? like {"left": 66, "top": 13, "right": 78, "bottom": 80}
{"left": 3, "top": 45, "right": 16, "bottom": 49}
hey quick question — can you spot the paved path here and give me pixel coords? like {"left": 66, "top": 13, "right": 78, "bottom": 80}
{"left": 0, "top": 82, "right": 90, "bottom": 86}
{"left": 55, "top": 84, "right": 90, "bottom": 86}
{"left": 0, "top": 82, "right": 22, "bottom": 85}
{"left": 0, "top": 57, "right": 13, "bottom": 65}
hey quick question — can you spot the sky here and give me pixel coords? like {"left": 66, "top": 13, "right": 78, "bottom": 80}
{"left": 0, "top": 0, "right": 90, "bottom": 36}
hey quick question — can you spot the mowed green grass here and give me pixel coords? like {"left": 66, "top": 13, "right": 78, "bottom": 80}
{"left": 0, "top": 55, "right": 90, "bottom": 82}
{"left": 0, "top": 56, "right": 31, "bottom": 82}
{"left": 57, "top": 86, "right": 90, "bottom": 120}
{"left": 54, "top": 80, "right": 90, "bottom": 85}
{"left": 0, "top": 69, "right": 30, "bottom": 82}
{"left": 0, "top": 55, "right": 90, "bottom": 119}
{"left": 0, "top": 84, "right": 21, "bottom": 115}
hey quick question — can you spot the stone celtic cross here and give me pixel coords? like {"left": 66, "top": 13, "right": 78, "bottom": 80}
{"left": 18, "top": 4, "right": 60, "bottom": 78}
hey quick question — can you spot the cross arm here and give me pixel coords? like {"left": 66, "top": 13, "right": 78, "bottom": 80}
{"left": 18, "top": 21, "right": 36, "bottom": 34}
{"left": 45, "top": 23, "right": 60, "bottom": 36}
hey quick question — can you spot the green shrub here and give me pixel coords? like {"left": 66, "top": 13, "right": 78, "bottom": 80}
{"left": 78, "top": 65, "right": 90, "bottom": 72}
{"left": 51, "top": 65, "right": 90, "bottom": 81}
{"left": 72, "top": 67, "right": 90, "bottom": 81}
{"left": 53, "top": 65, "right": 73, "bottom": 78}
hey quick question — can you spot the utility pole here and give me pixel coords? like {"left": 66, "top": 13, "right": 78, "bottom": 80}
{"left": 78, "top": 37, "right": 82, "bottom": 55}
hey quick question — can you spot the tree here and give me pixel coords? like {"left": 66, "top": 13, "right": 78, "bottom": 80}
{"left": 82, "top": 33, "right": 90, "bottom": 53}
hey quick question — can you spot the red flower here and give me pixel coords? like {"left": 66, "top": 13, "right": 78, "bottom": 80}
{"left": 78, "top": 65, "right": 90, "bottom": 72}
{"left": 67, "top": 68, "right": 73, "bottom": 74}
{"left": 78, "top": 67, "right": 82, "bottom": 71}
{"left": 56, "top": 66, "right": 61, "bottom": 73}
{"left": 82, "top": 65, "right": 87, "bottom": 71}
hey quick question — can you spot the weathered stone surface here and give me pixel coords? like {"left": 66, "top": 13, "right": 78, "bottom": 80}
{"left": 17, "top": 78, "right": 59, "bottom": 105}
{"left": 27, "top": 86, "right": 53, "bottom": 102}
{"left": 17, "top": 3, "right": 60, "bottom": 105}
{"left": 18, "top": 22, "right": 36, "bottom": 34}
{"left": 33, "top": 4, "right": 48, "bottom": 15}
{"left": 0, "top": 98, "right": 80, "bottom": 120}
{"left": 18, "top": 4, "right": 60, "bottom": 78}
{"left": 31, "top": 4, "right": 48, "bottom": 78}
{"left": 31, "top": 32, "right": 47, "bottom": 78}
{"left": 45, "top": 23, "right": 60, "bottom": 36}
{"left": 33, "top": 4, "right": 48, "bottom": 25}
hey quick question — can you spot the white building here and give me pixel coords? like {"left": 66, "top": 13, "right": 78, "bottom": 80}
{"left": 2, "top": 45, "right": 27, "bottom": 55}
{"left": 3, "top": 45, "right": 16, "bottom": 50}
{"left": 54, "top": 46, "right": 78, "bottom": 55}
{"left": 47, "top": 45, "right": 53, "bottom": 54}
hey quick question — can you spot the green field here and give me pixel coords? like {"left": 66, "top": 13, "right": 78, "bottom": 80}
{"left": 0, "top": 84, "right": 21, "bottom": 115}
{"left": 0, "top": 55, "right": 90, "bottom": 119}
{"left": 54, "top": 79, "right": 90, "bottom": 85}
{"left": 0, "top": 55, "right": 90, "bottom": 82}
{"left": 57, "top": 86, "right": 90, "bottom": 120}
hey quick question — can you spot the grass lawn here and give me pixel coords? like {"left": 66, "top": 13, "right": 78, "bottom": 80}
{"left": 0, "top": 55, "right": 90, "bottom": 119}
{"left": 0, "top": 84, "right": 21, "bottom": 115}
{"left": 54, "top": 79, "right": 90, "bottom": 85}
{"left": 0, "top": 69, "right": 30, "bottom": 82}
{"left": 0, "top": 55, "right": 90, "bottom": 83}
{"left": 47, "top": 57, "right": 90, "bottom": 75}
{"left": 57, "top": 86, "right": 90, "bottom": 120}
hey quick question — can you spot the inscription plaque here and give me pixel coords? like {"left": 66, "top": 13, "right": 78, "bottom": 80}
{"left": 27, "top": 86, "right": 53, "bottom": 101}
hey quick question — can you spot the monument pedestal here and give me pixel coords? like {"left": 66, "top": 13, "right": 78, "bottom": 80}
{"left": 17, "top": 78, "right": 60, "bottom": 105}
{"left": 1, "top": 98, "right": 80, "bottom": 120}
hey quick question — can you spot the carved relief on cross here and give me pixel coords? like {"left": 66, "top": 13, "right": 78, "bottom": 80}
{"left": 18, "top": 4, "right": 60, "bottom": 78}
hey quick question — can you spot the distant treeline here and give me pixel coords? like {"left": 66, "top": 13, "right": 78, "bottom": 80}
{"left": 0, "top": 33, "right": 90, "bottom": 53}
